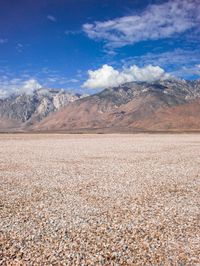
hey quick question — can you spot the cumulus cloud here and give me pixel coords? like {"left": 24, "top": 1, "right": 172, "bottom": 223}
{"left": 83, "top": 64, "right": 170, "bottom": 89}
{"left": 47, "top": 15, "right": 57, "bottom": 22}
{"left": 122, "top": 49, "right": 200, "bottom": 79}
{"left": 0, "top": 78, "right": 42, "bottom": 98}
{"left": 17, "top": 79, "right": 42, "bottom": 94}
{"left": 83, "top": 0, "right": 200, "bottom": 48}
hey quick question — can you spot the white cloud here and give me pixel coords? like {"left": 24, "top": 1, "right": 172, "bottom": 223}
{"left": 47, "top": 15, "right": 57, "bottom": 22}
{"left": 17, "top": 79, "right": 42, "bottom": 95}
{"left": 83, "top": 0, "right": 200, "bottom": 48}
{"left": 83, "top": 64, "right": 170, "bottom": 89}
{"left": 0, "top": 78, "right": 42, "bottom": 98}
{"left": 178, "top": 65, "right": 200, "bottom": 77}
{"left": 121, "top": 49, "right": 200, "bottom": 79}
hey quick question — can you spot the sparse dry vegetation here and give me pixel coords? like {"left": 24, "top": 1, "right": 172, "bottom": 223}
{"left": 0, "top": 134, "right": 199, "bottom": 265}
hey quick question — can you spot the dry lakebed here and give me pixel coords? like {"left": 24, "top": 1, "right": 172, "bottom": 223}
{"left": 0, "top": 134, "right": 200, "bottom": 265}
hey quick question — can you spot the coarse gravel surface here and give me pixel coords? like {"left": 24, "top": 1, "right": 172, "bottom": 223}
{"left": 0, "top": 134, "right": 200, "bottom": 265}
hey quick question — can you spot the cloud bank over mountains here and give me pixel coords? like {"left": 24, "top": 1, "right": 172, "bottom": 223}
{"left": 83, "top": 0, "right": 200, "bottom": 48}
{"left": 0, "top": 79, "right": 41, "bottom": 98}
{"left": 0, "top": 64, "right": 171, "bottom": 97}
{"left": 18, "top": 79, "right": 42, "bottom": 95}
{"left": 83, "top": 64, "right": 171, "bottom": 89}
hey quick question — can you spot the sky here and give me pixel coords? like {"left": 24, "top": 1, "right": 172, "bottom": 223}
{"left": 0, "top": 0, "right": 200, "bottom": 97}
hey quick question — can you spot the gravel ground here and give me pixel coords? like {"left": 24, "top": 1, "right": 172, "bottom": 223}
{"left": 0, "top": 134, "right": 199, "bottom": 265}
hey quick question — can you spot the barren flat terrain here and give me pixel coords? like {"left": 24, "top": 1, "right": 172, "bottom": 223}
{"left": 0, "top": 134, "right": 199, "bottom": 265}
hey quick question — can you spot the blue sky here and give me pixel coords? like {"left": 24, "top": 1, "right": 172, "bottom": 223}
{"left": 0, "top": 0, "right": 200, "bottom": 96}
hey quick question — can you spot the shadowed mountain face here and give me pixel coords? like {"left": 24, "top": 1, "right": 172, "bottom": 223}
{"left": 1, "top": 79, "right": 200, "bottom": 132}
{"left": 33, "top": 79, "right": 200, "bottom": 132}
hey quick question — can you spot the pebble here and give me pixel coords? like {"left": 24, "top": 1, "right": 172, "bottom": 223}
{"left": 0, "top": 134, "right": 199, "bottom": 265}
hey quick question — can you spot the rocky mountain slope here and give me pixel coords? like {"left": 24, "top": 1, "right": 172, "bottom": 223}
{"left": 133, "top": 99, "right": 200, "bottom": 130}
{"left": 1, "top": 79, "right": 200, "bottom": 132}
{"left": 0, "top": 89, "right": 83, "bottom": 130}
{"left": 33, "top": 79, "right": 200, "bottom": 131}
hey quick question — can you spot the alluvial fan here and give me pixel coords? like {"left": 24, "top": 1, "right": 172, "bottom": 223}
{"left": 0, "top": 134, "right": 199, "bottom": 265}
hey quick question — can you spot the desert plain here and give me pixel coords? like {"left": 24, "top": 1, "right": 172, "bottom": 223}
{"left": 0, "top": 134, "right": 199, "bottom": 265}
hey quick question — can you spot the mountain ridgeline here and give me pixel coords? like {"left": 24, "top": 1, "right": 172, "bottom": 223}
{"left": 1, "top": 79, "right": 200, "bottom": 132}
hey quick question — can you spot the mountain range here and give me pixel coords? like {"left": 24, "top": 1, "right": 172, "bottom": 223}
{"left": 0, "top": 89, "right": 83, "bottom": 131}
{"left": 1, "top": 79, "right": 200, "bottom": 132}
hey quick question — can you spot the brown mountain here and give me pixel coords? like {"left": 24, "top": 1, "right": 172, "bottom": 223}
{"left": 133, "top": 99, "right": 200, "bottom": 130}
{"left": 33, "top": 79, "right": 200, "bottom": 132}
